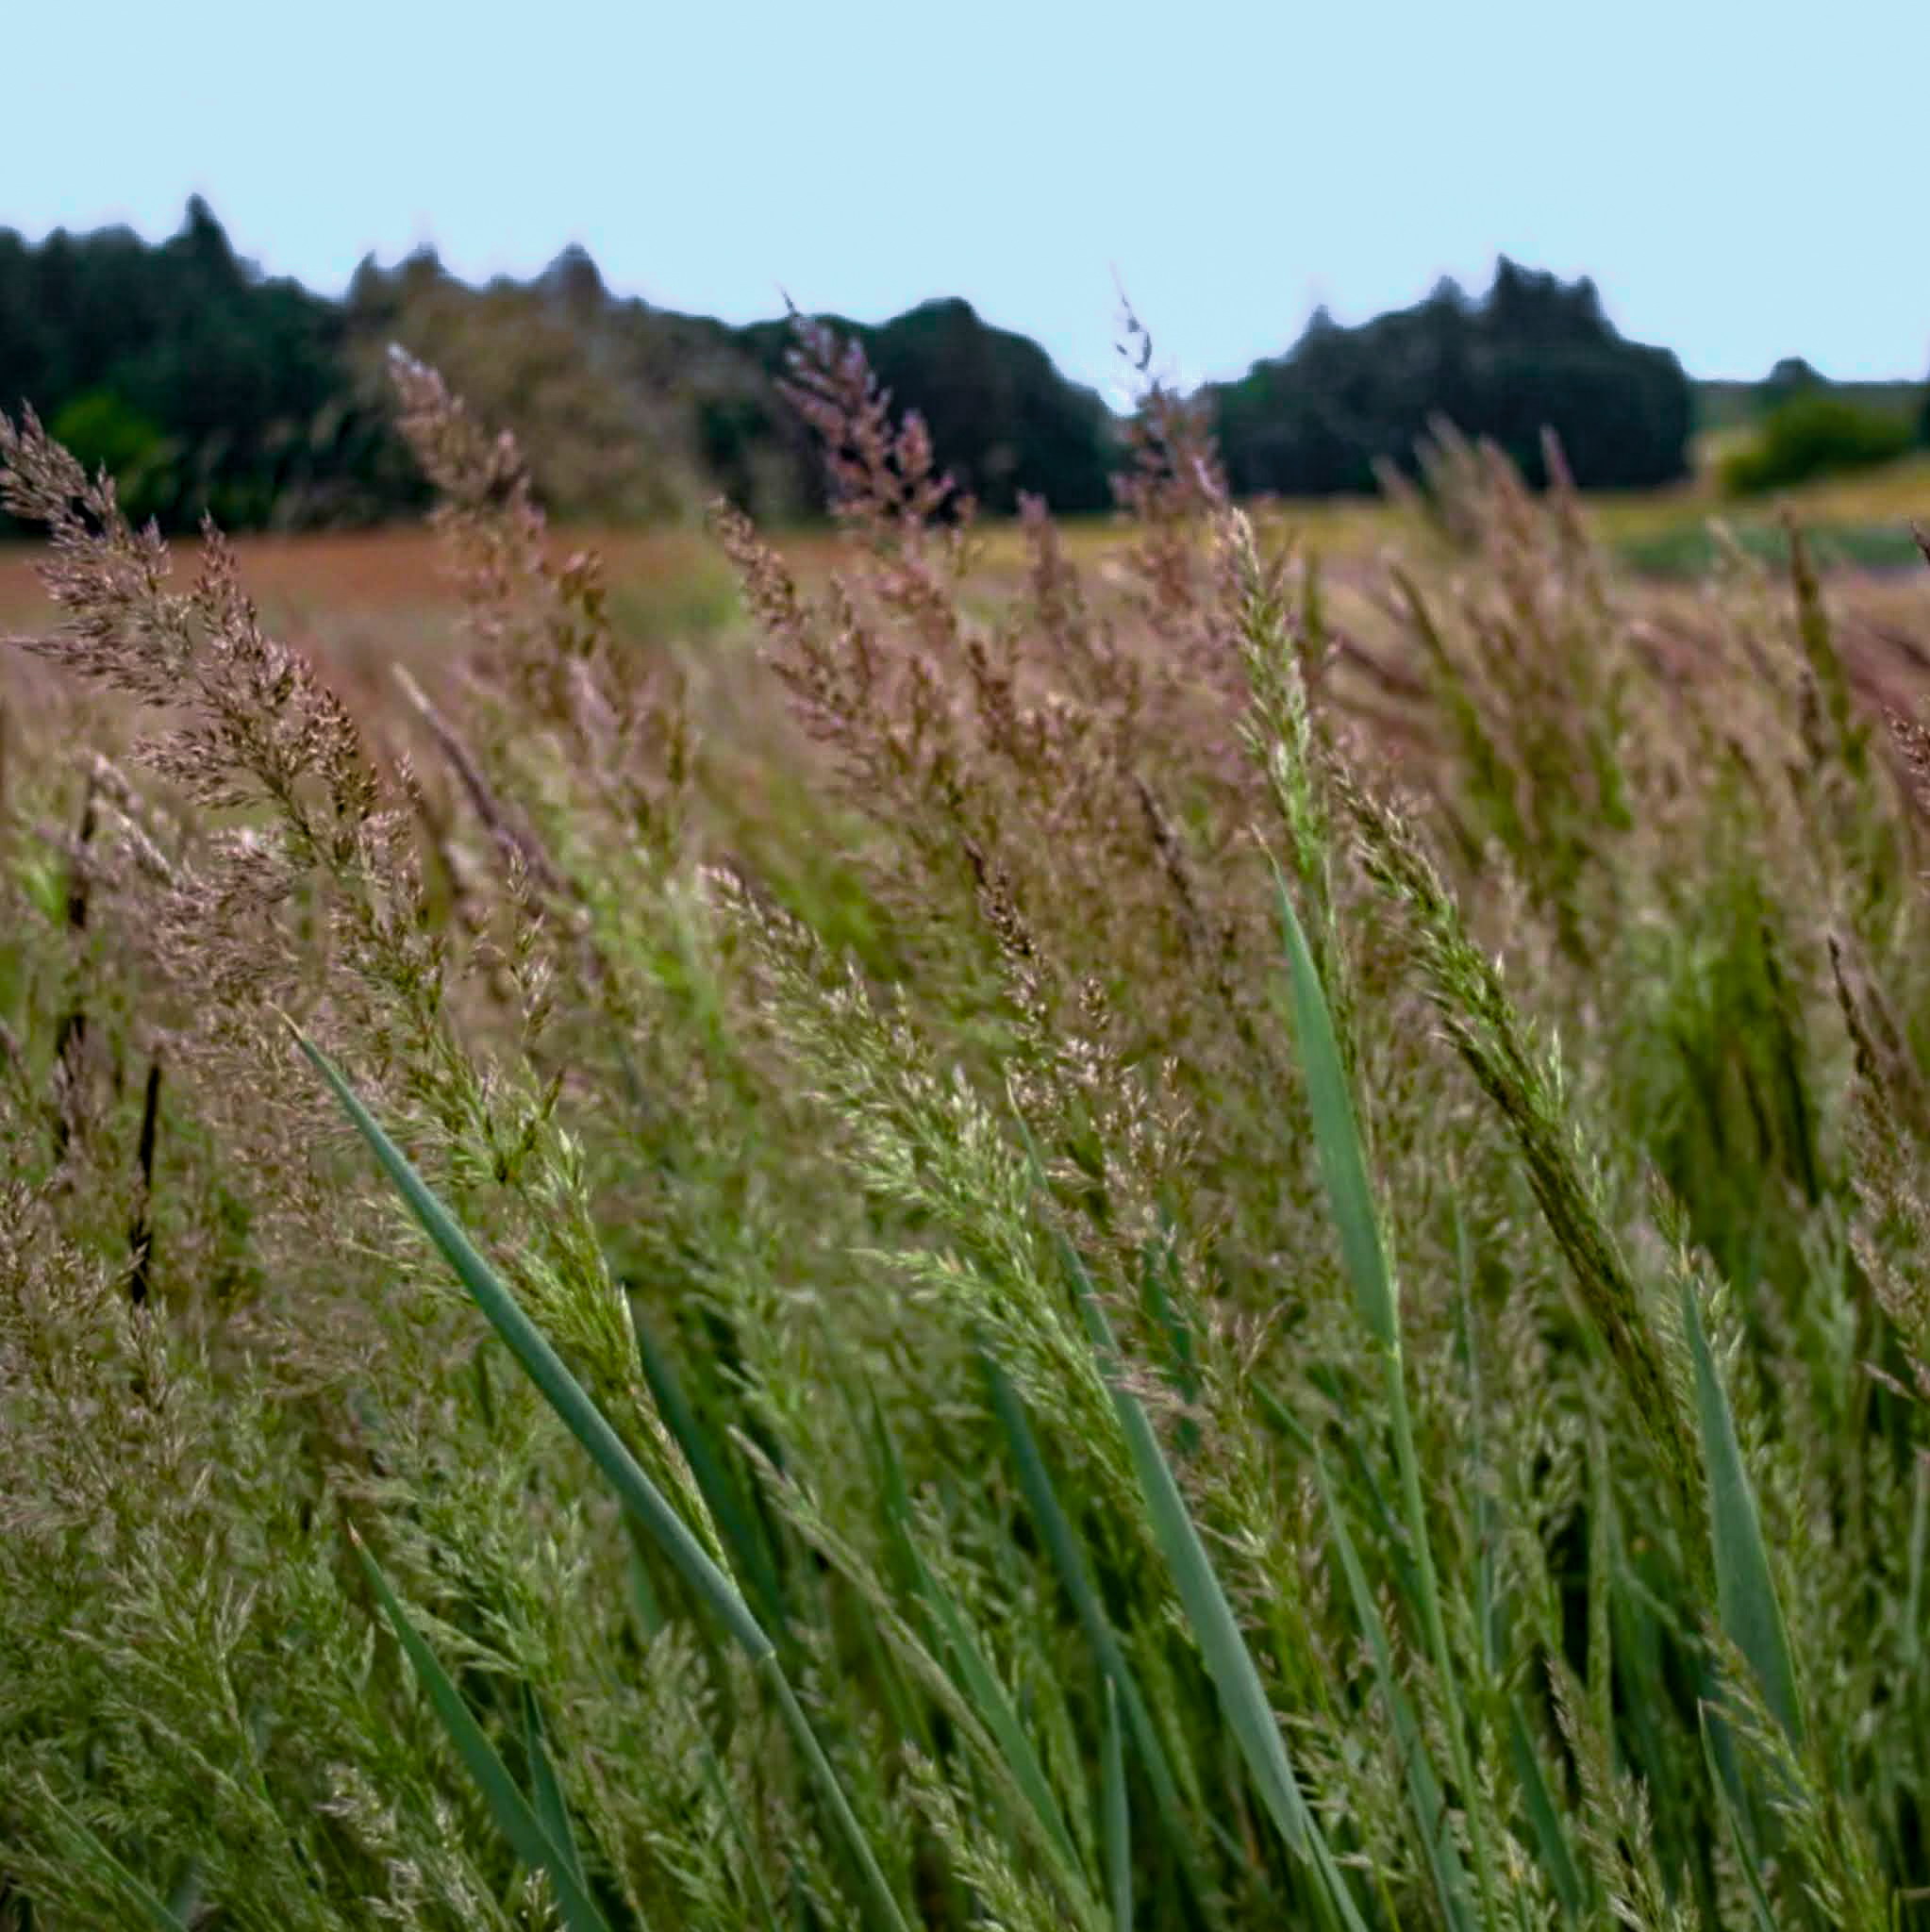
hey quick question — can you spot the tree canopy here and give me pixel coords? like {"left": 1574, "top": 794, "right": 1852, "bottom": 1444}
{"left": 1207, "top": 261, "right": 1695, "bottom": 498}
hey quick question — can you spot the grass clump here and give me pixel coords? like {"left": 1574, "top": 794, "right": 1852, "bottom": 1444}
{"left": 1, "top": 316, "right": 1929, "bottom": 1931}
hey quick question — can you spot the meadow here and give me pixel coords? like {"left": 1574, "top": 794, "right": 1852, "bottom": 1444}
{"left": 4, "top": 334, "right": 1930, "bottom": 1931}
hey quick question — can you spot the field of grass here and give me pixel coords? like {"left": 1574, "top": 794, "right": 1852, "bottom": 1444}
{"left": 5, "top": 447, "right": 1921, "bottom": 639}
{"left": 6, "top": 351, "right": 1930, "bottom": 1931}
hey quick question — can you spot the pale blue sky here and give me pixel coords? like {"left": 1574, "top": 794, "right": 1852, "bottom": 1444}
{"left": 14, "top": 0, "right": 1928, "bottom": 395}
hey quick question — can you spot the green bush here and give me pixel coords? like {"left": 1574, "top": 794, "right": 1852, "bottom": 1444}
{"left": 1721, "top": 391, "right": 1915, "bottom": 495}
{"left": 46, "top": 389, "right": 173, "bottom": 521}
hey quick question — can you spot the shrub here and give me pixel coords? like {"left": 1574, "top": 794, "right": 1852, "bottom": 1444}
{"left": 1721, "top": 390, "right": 1916, "bottom": 495}
{"left": 45, "top": 389, "right": 173, "bottom": 522}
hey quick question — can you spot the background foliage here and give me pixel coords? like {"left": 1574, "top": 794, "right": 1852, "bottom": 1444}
{"left": 8, "top": 200, "right": 1922, "bottom": 535}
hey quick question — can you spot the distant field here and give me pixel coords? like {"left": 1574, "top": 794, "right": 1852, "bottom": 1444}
{"left": 2, "top": 455, "right": 1924, "bottom": 647}
{"left": 0, "top": 524, "right": 750, "bottom": 624}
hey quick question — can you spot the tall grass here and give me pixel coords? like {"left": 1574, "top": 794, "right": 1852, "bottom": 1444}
{"left": 2, "top": 327, "right": 1929, "bottom": 1929}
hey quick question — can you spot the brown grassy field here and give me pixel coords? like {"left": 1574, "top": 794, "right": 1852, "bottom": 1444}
{"left": 5, "top": 446, "right": 1922, "bottom": 633}
{"left": 0, "top": 524, "right": 747, "bottom": 625}
{"left": 5, "top": 477, "right": 1926, "bottom": 811}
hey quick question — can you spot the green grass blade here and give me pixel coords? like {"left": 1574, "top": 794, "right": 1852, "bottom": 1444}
{"left": 844, "top": 1393, "right": 948, "bottom": 1765}
{"left": 1272, "top": 862, "right": 1394, "bottom": 1348}
{"left": 352, "top": 1533, "right": 615, "bottom": 1932}
{"left": 761, "top": 1663, "right": 915, "bottom": 1932}
{"left": 861, "top": 1391, "right": 1092, "bottom": 1909}
{"left": 1611, "top": 1549, "right": 1721, "bottom": 1926}
{"left": 1681, "top": 1278, "right": 1805, "bottom": 1747}
{"left": 695, "top": 1721, "right": 788, "bottom": 1932}
{"left": 300, "top": 1030, "right": 912, "bottom": 1932}
{"left": 37, "top": 1792, "right": 193, "bottom": 1932}
{"left": 1906, "top": 1454, "right": 1928, "bottom": 1676}
{"left": 978, "top": 1345, "right": 1223, "bottom": 1922}
{"left": 1062, "top": 1238, "right": 1367, "bottom": 1932}
{"left": 978, "top": 1351, "right": 1184, "bottom": 1814}
{"left": 164, "top": 1860, "right": 205, "bottom": 1926}
{"left": 1314, "top": 1451, "right": 1475, "bottom": 1932}
{"left": 1699, "top": 1704, "right": 1779, "bottom": 1932}
{"left": 1139, "top": 1234, "right": 1203, "bottom": 1456}
{"left": 1273, "top": 864, "right": 1502, "bottom": 1926}
{"left": 1449, "top": 1179, "right": 1499, "bottom": 1677}
{"left": 1101, "top": 1675, "right": 1132, "bottom": 1932}
{"left": 1586, "top": 1428, "right": 1615, "bottom": 1764}
{"left": 522, "top": 1681, "right": 585, "bottom": 1892}
{"left": 297, "top": 1031, "right": 764, "bottom": 1657}
{"left": 632, "top": 1305, "right": 790, "bottom": 1636}
{"left": 905, "top": 1535, "right": 1090, "bottom": 1895}
{"left": 1504, "top": 1700, "right": 1587, "bottom": 1923}
{"left": 863, "top": 1391, "right": 936, "bottom": 1635}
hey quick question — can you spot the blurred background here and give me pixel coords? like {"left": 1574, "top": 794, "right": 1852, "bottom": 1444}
{"left": 5, "top": 0, "right": 1927, "bottom": 541}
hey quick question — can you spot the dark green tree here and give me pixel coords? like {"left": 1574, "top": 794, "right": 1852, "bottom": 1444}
{"left": 1208, "top": 259, "right": 1693, "bottom": 498}
{"left": 1763, "top": 356, "right": 1826, "bottom": 410}
{"left": 0, "top": 198, "right": 422, "bottom": 532}
{"left": 738, "top": 297, "right": 1117, "bottom": 517}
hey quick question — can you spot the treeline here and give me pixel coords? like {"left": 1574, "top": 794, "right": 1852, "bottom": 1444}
{"left": 1206, "top": 264, "right": 1696, "bottom": 495}
{"left": 334, "top": 244, "right": 1119, "bottom": 526}
{"left": 0, "top": 204, "right": 1117, "bottom": 533}
{"left": 0, "top": 198, "right": 425, "bottom": 530}
{"left": 2, "top": 199, "right": 1923, "bottom": 533}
